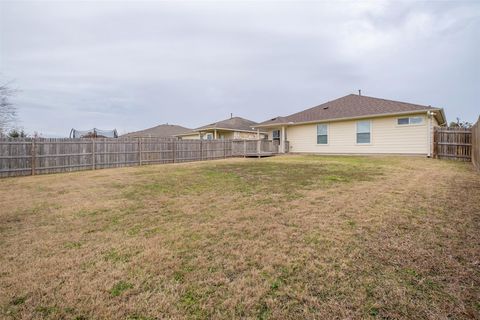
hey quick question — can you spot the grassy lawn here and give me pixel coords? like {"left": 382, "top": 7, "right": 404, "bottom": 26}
{"left": 1, "top": 155, "right": 479, "bottom": 319}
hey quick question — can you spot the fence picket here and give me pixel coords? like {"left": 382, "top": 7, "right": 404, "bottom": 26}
{"left": 472, "top": 117, "right": 480, "bottom": 170}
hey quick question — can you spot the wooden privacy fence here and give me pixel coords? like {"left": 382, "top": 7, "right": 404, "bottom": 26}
{"left": 472, "top": 117, "right": 480, "bottom": 170}
{"left": 0, "top": 138, "right": 282, "bottom": 178}
{"left": 433, "top": 127, "right": 472, "bottom": 161}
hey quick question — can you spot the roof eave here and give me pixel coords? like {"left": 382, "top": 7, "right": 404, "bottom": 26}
{"left": 436, "top": 108, "right": 447, "bottom": 125}
{"left": 255, "top": 109, "right": 444, "bottom": 128}
{"left": 189, "top": 127, "right": 267, "bottom": 134}
{"left": 173, "top": 132, "right": 198, "bottom": 137}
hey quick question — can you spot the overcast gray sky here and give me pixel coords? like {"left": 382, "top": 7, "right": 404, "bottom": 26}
{"left": 1, "top": 0, "right": 479, "bottom": 136}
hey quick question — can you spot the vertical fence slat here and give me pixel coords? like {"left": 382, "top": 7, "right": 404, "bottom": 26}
{"left": 31, "top": 139, "right": 36, "bottom": 176}
{"left": 92, "top": 139, "right": 96, "bottom": 170}
{"left": 472, "top": 117, "right": 480, "bottom": 170}
{"left": 138, "top": 138, "right": 142, "bottom": 166}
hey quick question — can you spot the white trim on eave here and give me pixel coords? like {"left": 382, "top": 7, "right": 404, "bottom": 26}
{"left": 174, "top": 127, "right": 267, "bottom": 136}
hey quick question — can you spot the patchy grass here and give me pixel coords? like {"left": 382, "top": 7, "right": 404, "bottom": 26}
{"left": 110, "top": 281, "right": 133, "bottom": 297}
{"left": 0, "top": 155, "right": 479, "bottom": 319}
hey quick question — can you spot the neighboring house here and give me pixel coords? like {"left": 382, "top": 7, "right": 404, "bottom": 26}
{"left": 122, "top": 124, "right": 193, "bottom": 138}
{"left": 256, "top": 93, "right": 446, "bottom": 156}
{"left": 175, "top": 116, "right": 268, "bottom": 140}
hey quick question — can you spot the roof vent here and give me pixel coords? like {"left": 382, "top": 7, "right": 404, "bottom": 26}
{"left": 323, "top": 106, "right": 329, "bottom": 110}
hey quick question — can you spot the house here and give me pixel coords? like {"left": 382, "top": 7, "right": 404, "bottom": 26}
{"left": 122, "top": 124, "right": 193, "bottom": 138}
{"left": 256, "top": 93, "right": 446, "bottom": 156}
{"left": 175, "top": 116, "right": 268, "bottom": 140}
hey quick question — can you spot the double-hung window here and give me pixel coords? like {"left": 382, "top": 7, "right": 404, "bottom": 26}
{"left": 356, "top": 121, "right": 371, "bottom": 144}
{"left": 397, "top": 116, "right": 423, "bottom": 125}
{"left": 317, "top": 124, "right": 328, "bottom": 144}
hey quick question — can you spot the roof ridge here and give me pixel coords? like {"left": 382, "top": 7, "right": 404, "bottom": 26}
{"left": 283, "top": 94, "right": 353, "bottom": 120}
{"left": 355, "top": 94, "right": 432, "bottom": 108}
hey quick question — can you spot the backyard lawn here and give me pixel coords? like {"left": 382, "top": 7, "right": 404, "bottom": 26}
{"left": 0, "top": 155, "right": 479, "bottom": 319}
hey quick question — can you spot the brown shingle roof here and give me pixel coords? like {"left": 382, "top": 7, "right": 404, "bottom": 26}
{"left": 122, "top": 124, "right": 193, "bottom": 138}
{"left": 195, "top": 116, "right": 260, "bottom": 132}
{"left": 258, "top": 94, "right": 445, "bottom": 126}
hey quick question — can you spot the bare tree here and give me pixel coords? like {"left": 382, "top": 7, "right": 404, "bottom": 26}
{"left": 449, "top": 117, "right": 472, "bottom": 128}
{"left": 0, "top": 82, "right": 18, "bottom": 135}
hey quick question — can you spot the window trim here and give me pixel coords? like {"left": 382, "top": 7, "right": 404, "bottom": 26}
{"left": 396, "top": 116, "right": 425, "bottom": 126}
{"left": 356, "top": 120, "right": 372, "bottom": 145}
{"left": 316, "top": 123, "right": 329, "bottom": 145}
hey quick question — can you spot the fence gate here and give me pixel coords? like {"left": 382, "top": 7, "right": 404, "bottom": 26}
{"left": 433, "top": 127, "right": 472, "bottom": 161}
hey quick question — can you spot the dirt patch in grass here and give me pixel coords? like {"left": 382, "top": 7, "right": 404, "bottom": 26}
{"left": 0, "top": 155, "right": 479, "bottom": 319}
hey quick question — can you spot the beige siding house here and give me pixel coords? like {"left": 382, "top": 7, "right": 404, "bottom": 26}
{"left": 175, "top": 116, "right": 267, "bottom": 140}
{"left": 256, "top": 94, "right": 446, "bottom": 156}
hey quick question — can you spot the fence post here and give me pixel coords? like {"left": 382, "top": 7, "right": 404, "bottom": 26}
{"left": 224, "top": 140, "right": 226, "bottom": 159}
{"left": 173, "top": 139, "right": 176, "bottom": 163}
{"left": 31, "top": 138, "right": 36, "bottom": 176}
{"left": 257, "top": 139, "right": 261, "bottom": 155}
{"left": 92, "top": 138, "right": 96, "bottom": 170}
{"left": 472, "top": 116, "right": 480, "bottom": 170}
{"left": 138, "top": 138, "right": 142, "bottom": 166}
{"left": 200, "top": 139, "right": 203, "bottom": 161}
{"left": 243, "top": 140, "right": 246, "bottom": 158}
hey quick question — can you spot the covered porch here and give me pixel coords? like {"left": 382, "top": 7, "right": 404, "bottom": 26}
{"left": 198, "top": 129, "right": 267, "bottom": 141}
{"left": 198, "top": 129, "right": 235, "bottom": 140}
{"left": 257, "top": 125, "right": 289, "bottom": 153}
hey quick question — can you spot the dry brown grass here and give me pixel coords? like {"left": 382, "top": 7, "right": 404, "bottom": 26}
{"left": 0, "top": 155, "right": 479, "bottom": 319}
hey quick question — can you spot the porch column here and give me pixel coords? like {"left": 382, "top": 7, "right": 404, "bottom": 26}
{"left": 214, "top": 129, "right": 217, "bottom": 140}
{"left": 257, "top": 129, "right": 260, "bottom": 139}
{"left": 280, "top": 126, "right": 286, "bottom": 153}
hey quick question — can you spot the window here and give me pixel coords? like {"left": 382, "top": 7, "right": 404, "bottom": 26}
{"left": 317, "top": 124, "right": 328, "bottom": 144}
{"left": 356, "top": 121, "right": 371, "bottom": 144}
{"left": 410, "top": 117, "right": 423, "bottom": 124}
{"left": 204, "top": 133, "right": 213, "bottom": 140}
{"left": 272, "top": 130, "right": 280, "bottom": 141}
{"left": 397, "top": 116, "right": 423, "bottom": 125}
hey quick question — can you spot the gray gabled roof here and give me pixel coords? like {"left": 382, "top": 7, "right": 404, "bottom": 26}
{"left": 257, "top": 94, "right": 445, "bottom": 126}
{"left": 195, "top": 116, "right": 260, "bottom": 132}
{"left": 122, "top": 124, "right": 193, "bottom": 138}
